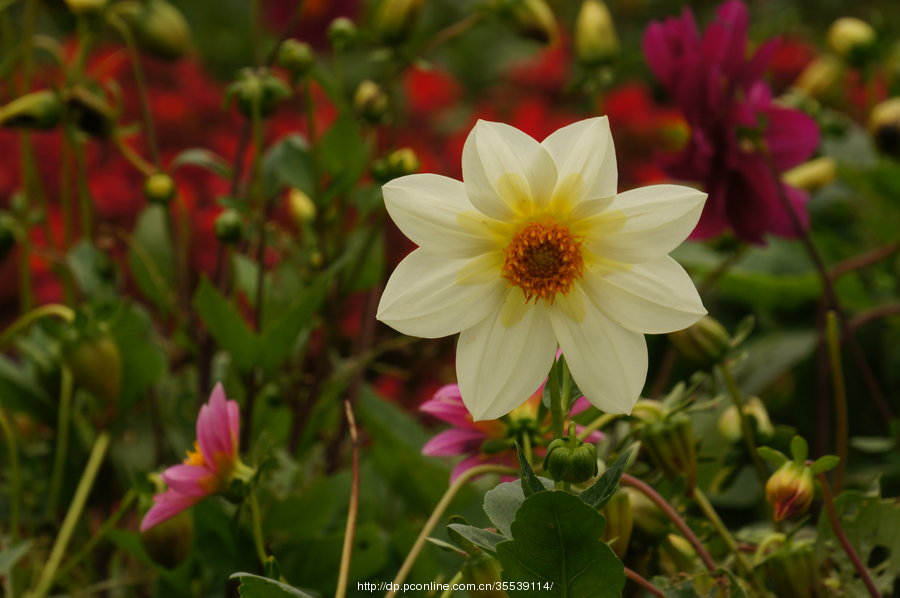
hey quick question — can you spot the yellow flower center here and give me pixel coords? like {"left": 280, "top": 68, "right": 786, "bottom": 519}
{"left": 502, "top": 220, "right": 584, "bottom": 303}
{"left": 183, "top": 442, "right": 205, "bottom": 467}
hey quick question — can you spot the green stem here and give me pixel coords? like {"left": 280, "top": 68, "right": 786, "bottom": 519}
{"left": 46, "top": 366, "right": 74, "bottom": 518}
{"left": 57, "top": 490, "right": 136, "bottom": 579}
{"left": 824, "top": 311, "right": 848, "bottom": 493}
{"left": 384, "top": 465, "right": 517, "bottom": 598}
{"left": 815, "top": 471, "right": 879, "bottom": 598}
{"left": 549, "top": 372, "right": 564, "bottom": 441}
{"left": 0, "top": 304, "right": 75, "bottom": 349}
{"left": 27, "top": 431, "right": 111, "bottom": 598}
{"left": 718, "top": 362, "right": 769, "bottom": 487}
{"left": 249, "top": 491, "right": 268, "bottom": 567}
{"left": 0, "top": 407, "right": 22, "bottom": 542}
{"left": 335, "top": 402, "right": 360, "bottom": 598}
{"left": 438, "top": 570, "right": 464, "bottom": 598}
{"left": 692, "top": 488, "right": 766, "bottom": 595}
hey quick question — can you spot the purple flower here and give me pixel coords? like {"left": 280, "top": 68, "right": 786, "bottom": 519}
{"left": 643, "top": 0, "right": 820, "bottom": 243}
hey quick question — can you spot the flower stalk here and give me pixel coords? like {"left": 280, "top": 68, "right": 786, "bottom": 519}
{"left": 335, "top": 402, "right": 361, "bottom": 598}
{"left": 824, "top": 311, "right": 848, "bottom": 492}
{"left": 718, "top": 362, "right": 769, "bottom": 486}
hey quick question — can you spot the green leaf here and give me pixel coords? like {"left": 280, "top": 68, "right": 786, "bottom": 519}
{"left": 192, "top": 277, "right": 259, "bottom": 372}
{"left": 110, "top": 303, "right": 166, "bottom": 408}
{"left": 261, "top": 134, "right": 315, "bottom": 198}
{"left": 496, "top": 491, "right": 624, "bottom": 597}
{"left": 757, "top": 446, "right": 788, "bottom": 466}
{"left": 580, "top": 449, "right": 632, "bottom": 510}
{"left": 257, "top": 277, "right": 327, "bottom": 374}
{"left": 516, "top": 442, "right": 546, "bottom": 497}
{"left": 66, "top": 241, "right": 116, "bottom": 300}
{"left": 483, "top": 479, "right": 553, "bottom": 537}
{"left": 170, "top": 148, "right": 232, "bottom": 179}
{"left": 790, "top": 435, "right": 809, "bottom": 463}
{"left": 447, "top": 524, "right": 507, "bottom": 554}
{"left": 320, "top": 115, "right": 369, "bottom": 200}
{"left": 127, "top": 206, "right": 176, "bottom": 313}
{"left": 0, "top": 540, "right": 32, "bottom": 575}
{"left": 0, "top": 356, "right": 55, "bottom": 421}
{"left": 849, "top": 436, "right": 896, "bottom": 454}
{"left": 230, "top": 573, "right": 316, "bottom": 598}
{"left": 810, "top": 455, "right": 840, "bottom": 474}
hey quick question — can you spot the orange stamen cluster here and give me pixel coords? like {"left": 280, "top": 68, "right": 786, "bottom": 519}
{"left": 502, "top": 220, "right": 584, "bottom": 303}
{"left": 183, "top": 442, "right": 205, "bottom": 467}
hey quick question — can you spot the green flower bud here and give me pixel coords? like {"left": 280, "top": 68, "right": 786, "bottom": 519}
{"left": 143, "top": 173, "right": 176, "bottom": 205}
{"left": 758, "top": 538, "right": 823, "bottom": 598}
{"left": 658, "top": 533, "right": 698, "bottom": 576}
{"left": 782, "top": 157, "right": 837, "bottom": 191}
{"left": 794, "top": 56, "right": 843, "bottom": 99}
{"left": 718, "top": 396, "right": 775, "bottom": 444}
{"left": 287, "top": 188, "right": 316, "bottom": 225}
{"left": 601, "top": 490, "right": 633, "bottom": 558}
{"left": 226, "top": 68, "right": 292, "bottom": 119}
{"left": 827, "top": 17, "right": 876, "bottom": 65}
{"left": 641, "top": 412, "right": 697, "bottom": 490}
{"left": 140, "top": 509, "right": 193, "bottom": 569}
{"left": 123, "top": 0, "right": 192, "bottom": 61}
{"left": 215, "top": 209, "right": 244, "bottom": 245}
{"left": 668, "top": 315, "right": 732, "bottom": 370}
{"left": 623, "top": 487, "right": 669, "bottom": 540}
{"left": 354, "top": 79, "right": 389, "bottom": 124}
{"left": 0, "top": 213, "right": 16, "bottom": 261}
{"left": 63, "top": 86, "right": 116, "bottom": 139}
{"left": 765, "top": 462, "right": 815, "bottom": 522}
{"left": 62, "top": 330, "right": 123, "bottom": 404}
{"left": 0, "top": 90, "right": 62, "bottom": 130}
{"left": 575, "top": 0, "right": 619, "bottom": 66}
{"left": 64, "top": 0, "right": 106, "bottom": 15}
{"left": 373, "top": 147, "right": 420, "bottom": 183}
{"left": 543, "top": 437, "right": 598, "bottom": 484}
{"left": 278, "top": 40, "right": 315, "bottom": 80}
{"left": 461, "top": 552, "right": 507, "bottom": 597}
{"left": 373, "top": 0, "right": 423, "bottom": 45}
{"left": 869, "top": 97, "right": 900, "bottom": 158}
{"left": 327, "top": 17, "right": 357, "bottom": 48}
{"left": 508, "top": 0, "right": 559, "bottom": 45}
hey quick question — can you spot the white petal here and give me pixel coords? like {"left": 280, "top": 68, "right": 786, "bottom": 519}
{"left": 542, "top": 117, "right": 618, "bottom": 203}
{"left": 456, "top": 291, "right": 557, "bottom": 421}
{"left": 550, "top": 291, "right": 647, "bottom": 414}
{"left": 462, "top": 120, "right": 558, "bottom": 220}
{"left": 587, "top": 256, "right": 706, "bottom": 334}
{"left": 382, "top": 174, "right": 501, "bottom": 258}
{"left": 592, "top": 184, "right": 706, "bottom": 263}
{"left": 377, "top": 249, "right": 505, "bottom": 339}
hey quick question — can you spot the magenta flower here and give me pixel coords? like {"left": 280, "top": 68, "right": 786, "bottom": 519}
{"left": 643, "top": 0, "right": 820, "bottom": 243}
{"left": 141, "top": 384, "right": 251, "bottom": 531}
{"left": 421, "top": 384, "right": 602, "bottom": 482}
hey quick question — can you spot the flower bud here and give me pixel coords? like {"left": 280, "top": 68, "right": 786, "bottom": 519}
{"left": 125, "top": 0, "right": 192, "bottom": 61}
{"left": 215, "top": 209, "right": 244, "bottom": 245}
{"left": 143, "top": 173, "right": 176, "bottom": 205}
{"left": 328, "top": 17, "right": 357, "bottom": 48}
{"left": 765, "top": 462, "right": 815, "bottom": 522}
{"left": 64, "top": 86, "right": 116, "bottom": 138}
{"left": 658, "top": 533, "right": 697, "bottom": 576}
{"left": 758, "top": 538, "right": 823, "bottom": 598}
{"left": 354, "top": 80, "right": 389, "bottom": 124}
{"left": 718, "top": 397, "right": 775, "bottom": 444}
{"left": 460, "top": 552, "right": 507, "bottom": 597}
{"left": 64, "top": 0, "right": 106, "bottom": 15}
{"left": 287, "top": 188, "right": 316, "bottom": 225}
{"left": 793, "top": 56, "right": 843, "bottom": 99}
{"left": 509, "top": 0, "right": 559, "bottom": 46}
{"left": 0, "top": 90, "right": 62, "bottom": 130}
{"left": 543, "top": 437, "right": 598, "bottom": 484}
{"left": 827, "top": 17, "right": 876, "bottom": 64}
{"left": 226, "top": 68, "right": 292, "bottom": 119}
{"left": 668, "top": 315, "right": 732, "bottom": 370}
{"left": 278, "top": 40, "right": 315, "bottom": 80}
{"left": 641, "top": 412, "right": 697, "bottom": 490}
{"left": 868, "top": 97, "right": 900, "bottom": 158}
{"left": 373, "top": 147, "right": 420, "bottom": 183}
{"left": 601, "top": 490, "right": 633, "bottom": 558}
{"left": 783, "top": 157, "right": 837, "bottom": 192}
{"left": 575, "top": 0, "right": 619, "bottom": 66}
{"left": 0, "top": 213, "right": 16, "bottom": 261}
{"left": 373, "top": 0, "right": 423, "bottom": 45}
{"left": 140, "top": 508, "right": 193, "bottom": 569}
{"left": 623, "top": 487, "right": 669, "bottom": 540}
{"left": 62, "top": 330, "right": 123, "bottom": 404}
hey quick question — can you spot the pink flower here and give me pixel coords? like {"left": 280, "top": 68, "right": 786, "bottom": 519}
{"left": 643, "top": 0, "right": 820, "bottom": 243}
{"left": 421, "top": 384, "right": 602, "bottom": 482}
{"left": 141, "top": 384, "right": 250, "bottom": 531}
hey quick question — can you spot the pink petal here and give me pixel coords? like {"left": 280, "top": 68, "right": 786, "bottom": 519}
{"left": 422, "top": 428, "right": 486, "bottom": 457}
{"left": 764, "top": 105, "right": 820, "bottom": 171}
{"left": 226, "top": 398, "right": 241, "bottom": 454}
{"left": 450, "top": 454, "right": 518, "bottom": 483}
{"left": 432, "top": 384, "right": 462, "bottom": 401}
{"left": 140, "top": 489, "right": 200, "bottom": 531}
{"left": 197, "top": 384, "right": 234, "bottom": 470}
{"left": 420, "top": 400, "right": 472, "bottom": 427}
{"left": 162, "top": 464, "right": 215, "bottom": 497}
